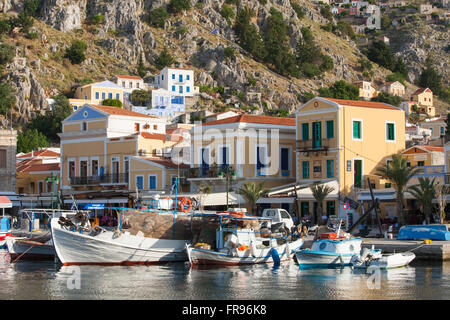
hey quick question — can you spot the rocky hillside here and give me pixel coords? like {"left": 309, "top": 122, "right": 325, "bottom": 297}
{"left": 0, "top": 0, "right": 448, "bottom": 126}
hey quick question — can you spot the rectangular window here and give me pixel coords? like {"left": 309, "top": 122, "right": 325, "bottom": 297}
{"left": 386, "top": 123, "right": 395, "bottom": 141}
{"left": 179, "top": 74, "right": 183, "bottom": 82}
{"left": 353, "top": 120, "right": 362, "bottom": 139}
{"left": 102, "top": 92, "right": 105, "bottom": 100}
{"left": 172, "top": 74, "right": 175, "bottom": 79}
{"left": 95, "top": 92, "right": 99, "bottom": 99}
{"left": 301, "top": 123, "right": 309, "bottom": 140}
{"left": 302, "top": 161, "right": 310, "bottom": 179}
{"left": 135, "top": 123, "right": 140, "bottom": 132}
{"left": 326, "top": 159, "right": 334, "bottom": 178}
{"left": 116, "top": 93, "right": 120, "bottom": 100}
{"left": 80, "top": 161, "right": 88, "bottom": 177}
{"left": 281, "top": 148, "right": 289, "bottom": 172}
{"left": 256, "top": 146, "right": 267, "bottom": 176}
{"left": 172, "top": 85, "right": 175, "bottom": 92}
{"left": 354, "top": 159, "right": 362, "bottom": 188}
{"left": 91, "top": 160, "right": 98, "bottom": 176}
{"left": 0, "top": 150, "right": 6, "bottom": 168}
{"left": 326, "top": 201, "right": 335, "bottom": 216}
{"left": 417, "top": 161, "right": 424, "bottom": 167}
{"left": 161, "top": 75, "right": 164, "bottom": 80}
{"left": 38, "top": 181, "right": 44, "bottom": 194}
{"left": 312, "top": 122, "right": 322, "bottom": 149}
{"left": 179, "top": 86, "right": 183, "bottom": 94}
{"left": 441, "top": 127, "right": 445, "bottom": 135}
{"left": 301, "top": 202, "right": 310, "bottom": 217}
{"left": 385, "top": 183, "right": 391, "bottom": 188}
{"left": 136, "top": 176, "right": 144, "bottom": 190}
{"left": 186, "top": 86, "right": 190, "bottom": 93}
{"left": 82, "top": 122, "right": 87, "bottom": 131}
{"left": 326, "top": 120, "right": 334, "bottom": 139}
{"left": 108, "top": 93, "right": 113, "bottom": 99}
{"left": 149, "top": 176, "right": 156, "bottom": 190}
{"left": 187, "top": 75, "right": 190, "bottom": 81}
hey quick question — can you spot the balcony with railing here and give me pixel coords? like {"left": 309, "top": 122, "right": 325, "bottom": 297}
{"left": 296, "top": 139, "right": 330, "bottom": 153}
{"left": 70, "top": 173, "right": 129, "bottom": 186}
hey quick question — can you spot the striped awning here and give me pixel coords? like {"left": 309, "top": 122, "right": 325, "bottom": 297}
{"left": 0, "top": 196, "right": 12, "bottom": 208}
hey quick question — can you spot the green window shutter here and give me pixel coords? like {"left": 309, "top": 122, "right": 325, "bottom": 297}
{"left": 326, "top": 120, "right": 334, "bottom": 139}
{"left": 302, "top": 123, "right": 309, "bottom": 140}
{"left": 302, "top": 161, "right": 309, "bottom": 179}
{"left": 326, "top": 201, "right": 335, "bottom": 216}
{"left": 387, "top": 123, "right": 395, "bottom": 141}
{"left": 353, "top": 121, "right": 361, "bottom": 139}
{"left": 326, "top": 159, "right": 334, "bottom": 178}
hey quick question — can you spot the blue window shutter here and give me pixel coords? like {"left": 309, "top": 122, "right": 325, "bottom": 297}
{"left": 186, "top": 86, "right": 190, "bottom": 92}
{"left": 136, "top": 176, "right": 143, "bottom": 190}
{"left": 172, "top": 74, "right": 175, "bottom": 79}
{"left": 326, "top": 120, "right": 334, "bottom": 139}
{"left": 327, "top": 160, "right": 334, "bottom": 178}
{"left": 102, "top": 92, "right": 105, "bottom": 99}
{"left": 95, "top": 92, "right": 99, "bottom": 99}
{"left": 149, "top": 176, "right": 156, "bottom": 190}
{"left": 108, "top": 93, "right": 112, "bottom": 99}
{"left": 302, "top": 161, "right": 309, "bottom": 179}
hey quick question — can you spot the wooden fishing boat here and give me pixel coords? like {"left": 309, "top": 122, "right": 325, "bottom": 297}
{"left": 6, "top": 237, "right": 55, "bottom": 261}
{"left": 50, "top": 209, "right": 193, "bottom": 266}
{"left": 186, "top": 213, "right": 304, "bottom": 266}
{"left": 351, "top": 251, "right": 415, "bottom": 269}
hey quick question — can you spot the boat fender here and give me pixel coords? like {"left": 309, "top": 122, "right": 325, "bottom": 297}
{"left": 250, "top": 240, "right": 257, "bottom": 257}
{"left": 270, "top": 248, "right": 281, "bottom": 266}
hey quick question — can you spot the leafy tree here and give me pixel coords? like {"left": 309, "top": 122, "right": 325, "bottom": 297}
{"left": 310, "top": 184, "right": 335, "bottom": 225}
{"left": 297, "top": 27, "right": 321, "bottom": 66}
{"left": 358, "top": 58, "right": 373, "bottom": 72}
{"left": 371, "top": 91, "right": 402, "bottom": 107}
{"left": 336, "top": 21, "right": 355, "bottom": 39}
{"left": 263, "top": 8, "right": 299, "bottom": 77}
{"left": 386, "top": 72, "right": 406, "bottom": 85}
{"left": 381, "top": 15, "right": 391, "bottom": 29}
{"left": 0, "top": 82, "right": 16, "bottom": 116}
{"left": 220, "top": 5, "right": 235, "bottom": 24}
{"left": 167, "top": 0, "right": 191, "bottom": 14}
{"left": 154, "top": 47, "right": 175, "bottom": 69}
{"left": 130, "top": 90, "right": 150, "bottom": 105}
{"left": 319, "top": 54, "right": 334, "bottom": 72}
{"left": 393, "top": 57, "right": 408, "bottom": 79}
{"left": 91, "top": 14, "right": 105, "bottom": 24}
{"left": 64, "top": 40, "right": 88, "bottom": 64}
{"left": 28, "top": 94, "right": 72, "bottom": 143}
{"left": 318, "top": 80, "right": 359, "bottom": 100}
{"left": 0, "top": 20, "right": 11, "bottom": 35}
{"left": 102, "top": 99, "right": 123, "bottom": 107}
{"left": 10, "top": 12, "right": 34, "bottom": 33}
{"left": 137, "top": 55, "right": 146, "bottom": 78}
{"left": 233, "top": 8, "right": 266, "bottom": 61}
{"left": 224, "top": 46, "right": 235, "bottom": 60}
{"left": 366, "top": 40, "right": 396, "bottom": 70}
{"left": 320, "top": 6, "right": 333, "bottom": 21}
{"left": 418, "top": 58, "right": 443, "bottom": 95}
{"left": 408, "top": 177, "right": 437, "bottom": 224}
{"left": 290, "top": 1, "right": 305, "bottom": 19}
{"left": 148, "top": 7, "right": 169, "bottom": 28}
{"left": 0, "top": 43, "right": 15, "bottom": 66}
{"left": 236, "top": 182, "right": 269, "bottom": 215}
{"left": 23, "top": 0, "right": 42, "bottom": 17}
{"left": 376, "top": 154, "right": 421, "bottom": 225}
{"left": 17, "top": 128, "right": 49, "bottom": 153}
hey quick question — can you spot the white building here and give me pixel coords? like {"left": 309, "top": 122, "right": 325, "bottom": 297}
{"left": 154, "top": 67, "right": 198, "bottom": 97}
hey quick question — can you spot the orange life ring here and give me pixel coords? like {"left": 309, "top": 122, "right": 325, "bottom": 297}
{"left": 178, "top": 197, "right": 192, "bottom": 213}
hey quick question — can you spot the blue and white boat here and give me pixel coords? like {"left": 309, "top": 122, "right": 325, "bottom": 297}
{"left": 295, "top": 237, "right": 364, "bottom": 268}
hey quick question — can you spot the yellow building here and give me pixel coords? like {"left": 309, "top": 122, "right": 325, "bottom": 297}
{"left": 189, "top": 114, "right": 297, "bottom": 211}
{"left": 399, "top": 145, "right": 445, "bottom": 185}
{"left": 69, "top": 81, "right": 124, "bottom": 111}
{"left": 295, "top": 97, "right": 405, "bottom": 220}
{"left": 380, "top": 81, "right": 405, "bottom": 97}
{"left": 59, "top": 104, "right": 187, "bottom": 202}
{"left": 411, "top": 87, "right": 434, "bottom": 114}
{"left": 16, "top": 149, "right": 61, "bottom": 195}
{"left": 420, "top": 116, "right": 446, "bottom": 141}
{"left": 354, "top": 81, "right": 378, "bottom": 100}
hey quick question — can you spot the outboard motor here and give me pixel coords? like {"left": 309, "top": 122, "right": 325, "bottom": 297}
{"left": 359, "top": 247, "right": 373, "bottom": 261}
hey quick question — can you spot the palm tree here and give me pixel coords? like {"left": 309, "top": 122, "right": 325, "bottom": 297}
{"left": 408, "top": 177, "right": 437, "bottom": 224}
{"left": 310, "top": 184, "right": 335, "bottom": 225}
{"left": 376, "top": 154, "right": 421, "bottom": 225}
{"left": 236, "top": 182, "right": 269, "bottom": 215}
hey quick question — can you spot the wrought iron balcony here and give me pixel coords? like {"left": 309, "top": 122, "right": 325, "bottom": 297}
{"left": 70, "top": 173, "right": 129, "bottom": 186}
{"left": 296, "top": 139, "right": 330, "bottom": 153}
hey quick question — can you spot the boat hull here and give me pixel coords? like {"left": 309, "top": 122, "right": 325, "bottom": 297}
{"left": 353, "top": 252, "right": 416, "bottom": 269}
{"left": 295, "top": 250, "right": 354, "bottom": 268}
{"left": 6, "top": 237, "right": 55, "bottom": 261}
{"left": 51, "top": 218, "right": 189, "bottom": 266}
{"left": 188, "top": 239, "right": 304, "bottom": 266}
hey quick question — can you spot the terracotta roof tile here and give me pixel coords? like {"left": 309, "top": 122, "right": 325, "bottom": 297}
{"left": 421, "top": 145, "right": 444, "bottom": 152}
{"left": 92, "top": 105, "right": 156, "bottom": 118}
{"left": 202, "top": 114, "right": 295, "bottom": 126}
{"left": 17, "top": 149, "right": 60, "bottom": 159}
{"left": 320, "top": 97, "right": 399, "bottom": 111}
{"left": 139, "top": 132, "right": 183, "bottom": 142}
{"left": 412, "top": 88, "right": 432, "bottom": 95}
{"left": 115, "top": 75, "right": 143, "bottom": 80}
{"left": 17, "top": 159, "right": 60, "bottom": 173}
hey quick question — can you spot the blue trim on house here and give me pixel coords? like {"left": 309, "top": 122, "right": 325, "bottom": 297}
{"left": 65, "top": 105, "right": 107, "bottom": 121}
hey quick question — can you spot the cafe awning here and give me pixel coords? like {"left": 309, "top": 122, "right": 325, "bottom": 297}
{"left": 0, "top": 196, "right": 12, "bottom": 209}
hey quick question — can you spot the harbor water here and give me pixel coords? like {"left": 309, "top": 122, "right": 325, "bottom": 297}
{"left": 0, "top": 250, "right": 449, "bottom": 300}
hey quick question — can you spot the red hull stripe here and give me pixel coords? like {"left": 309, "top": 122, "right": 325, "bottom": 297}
{"left": 62, "top": 259, "right": 187, "bottom": 266}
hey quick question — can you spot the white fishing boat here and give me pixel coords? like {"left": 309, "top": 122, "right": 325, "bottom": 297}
{"left": 6, "top": 236, "right": 55, "bottom": 261}
{"left": 186, "top": 212, "right": 304, "bottom": 266}
{"left": 351, "top": 249, "right": 415, "bottom": 269}
{"left": 0, "top": 230, "right": 11, "bottom": 248}
{"left": 295, "top": 221, "right": 372, "bottom": 268}
{"left": 51, "top": 209, "right": 193, "bottom": 266}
